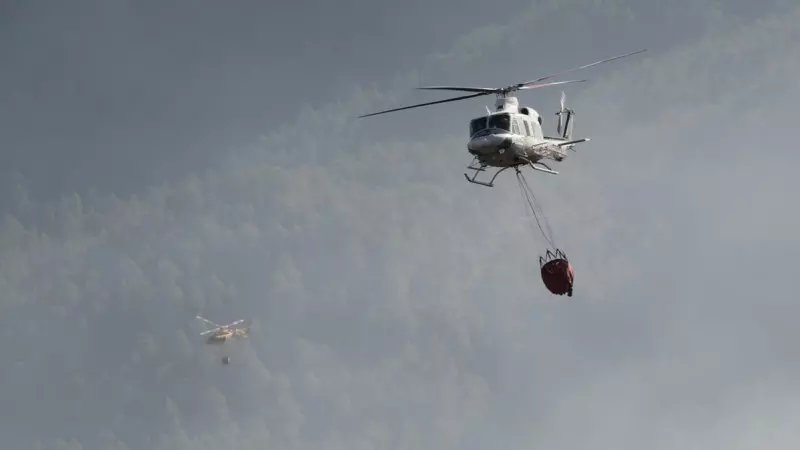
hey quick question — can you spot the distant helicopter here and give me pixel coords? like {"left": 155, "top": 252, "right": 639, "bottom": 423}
{"left": 358, "top": 49, "right": 646, "bottom": 187}
{"left": 196, "top": 316, "right": 250, "bottom": 345}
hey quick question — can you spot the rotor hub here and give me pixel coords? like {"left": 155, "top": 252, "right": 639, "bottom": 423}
{"left": 494, "top": 96, "right": 519, "bottom": 112}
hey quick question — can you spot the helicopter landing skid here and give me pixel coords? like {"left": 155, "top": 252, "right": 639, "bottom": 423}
{"left": 527, "top": 161, "right": 559, "bottom": 175}
{"left": 463, "top": 159, "right": 514, "bottom": 187}
{"left": 464, "top": 157, "right": 559, "bottom": 187}
{"left": 516, "top": 156, "right": 560, "bottom": 175}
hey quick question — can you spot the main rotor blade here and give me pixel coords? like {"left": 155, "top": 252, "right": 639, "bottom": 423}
{"left": 519, "top": 49, "right": 647, "bottom": 87}
{"left": 417, "top": 86, "right": 499, "bottom": 93}
{"left": 200, "top": 328, "right": 220, "bottom": 336}
{"left": 358, "top": 92, "right": 490, "bottom": 118}
{"left": 517, "top": 79, "right": 587, "bottom": 90}
{"left": 196, "top": 316, "right": 220, "bottom": 328}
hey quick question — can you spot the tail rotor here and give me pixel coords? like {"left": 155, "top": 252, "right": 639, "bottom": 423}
{"left": 555, "top": 91, "right": 575, "bottom": 141}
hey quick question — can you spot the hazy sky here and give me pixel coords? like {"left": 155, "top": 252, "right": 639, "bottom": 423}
{"left": 1, "top": 1, "right": 799, "bottom": 449}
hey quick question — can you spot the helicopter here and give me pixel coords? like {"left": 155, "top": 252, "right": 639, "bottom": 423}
{"left": 195, "top": 315, "right": 250, "bottom": 345}
{"left": 358, "top": 49, "right": 647, "bottom": 187}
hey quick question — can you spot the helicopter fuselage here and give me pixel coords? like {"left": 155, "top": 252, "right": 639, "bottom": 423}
{"left": 205, "top": 327, "right": 249, "bottom": 344}
{"left": 466, "top": 100, "right": 569, "bottom": 168}
{"left": 206, "top": 331, "right": 232, "bottom": 344}
{"left": 468, "top": 129, "right": 566, "bottom": 167}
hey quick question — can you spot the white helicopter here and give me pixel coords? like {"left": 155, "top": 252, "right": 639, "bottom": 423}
{"left": 195, "top": 315, "right": 250, "bottom": 345}
{"left": 358, "top": 49, "right": 646, "bottom": 187}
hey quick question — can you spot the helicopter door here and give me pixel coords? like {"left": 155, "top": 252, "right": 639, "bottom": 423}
{"left": 522, "top": 120, "right": 532, "bottom": 136}
{"left": 526, "top": 118, "right": 541, "bottom": 139}
{"left": 511, "top": 118, "right": 521, "bottom": 135}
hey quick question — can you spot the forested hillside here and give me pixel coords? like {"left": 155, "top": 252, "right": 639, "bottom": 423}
{"left": 1, "top": 1, "right": 799, "bottom": 449}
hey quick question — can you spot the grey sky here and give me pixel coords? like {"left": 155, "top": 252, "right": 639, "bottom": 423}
{"left": 1, "top": 1, "right": 798, "bottom": 449}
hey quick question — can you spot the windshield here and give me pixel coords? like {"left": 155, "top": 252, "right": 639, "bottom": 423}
{"left": 487, "top": 113, "right": 510, "bottom": 131}
{"left": 470, "top": 113, "right": 511, "bottom": 135}
{"left": 469, "top": 117, "right": 486, "bottom": 136}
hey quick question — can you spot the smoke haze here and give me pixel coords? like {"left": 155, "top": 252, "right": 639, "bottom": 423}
{"left": 1, "top": 1, "right": 798, "bottom": 449}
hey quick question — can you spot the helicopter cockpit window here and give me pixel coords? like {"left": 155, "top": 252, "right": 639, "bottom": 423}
{"left": 470, "top": 117, "right": 487, "bottom": 135}
{"left": 487, "top": 113, "right": 511, "bottom": 131}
